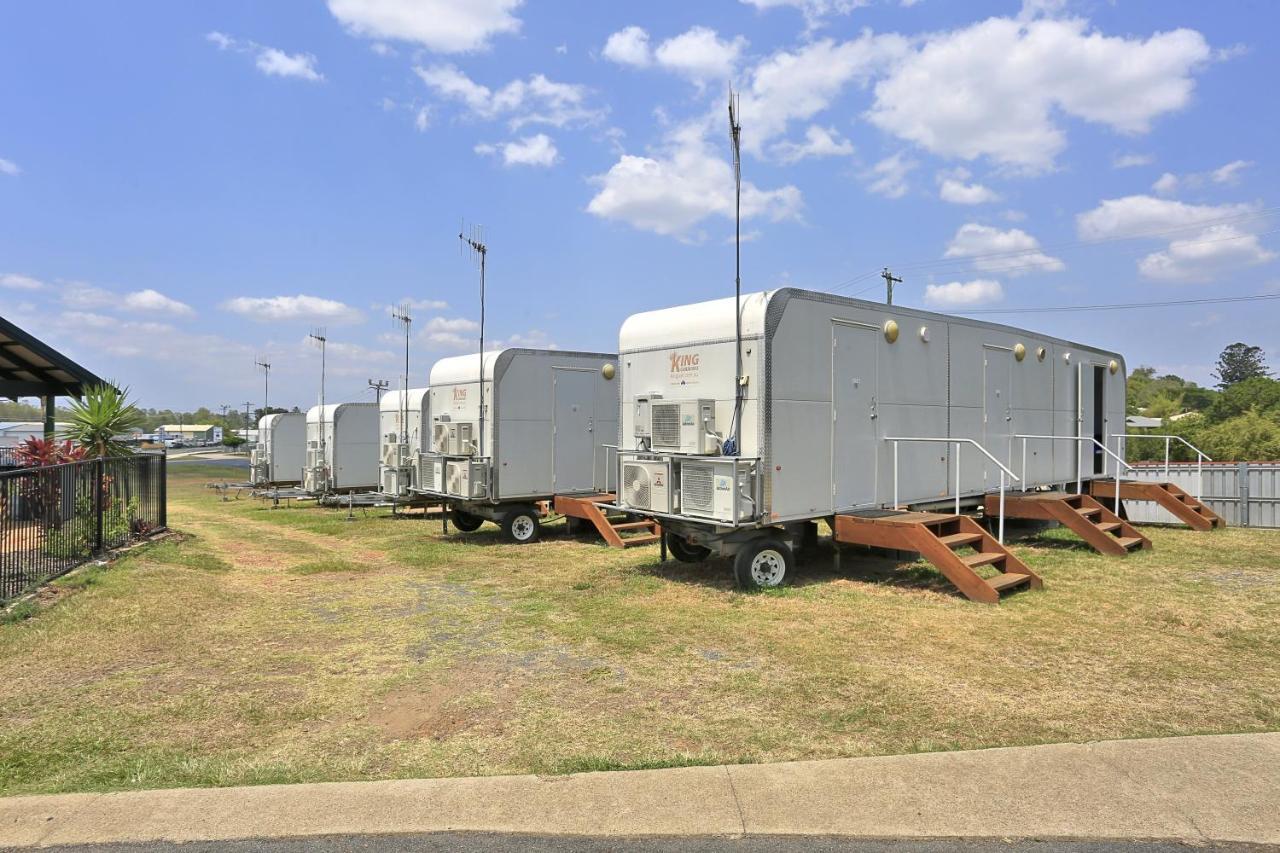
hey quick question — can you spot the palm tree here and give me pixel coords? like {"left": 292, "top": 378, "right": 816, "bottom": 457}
{"left": 62, "top": 383, "right": 145, "bottom": 458}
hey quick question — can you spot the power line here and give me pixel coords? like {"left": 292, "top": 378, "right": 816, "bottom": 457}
{"left": 955, "top": 292, "right": 1280, "bottom": 316}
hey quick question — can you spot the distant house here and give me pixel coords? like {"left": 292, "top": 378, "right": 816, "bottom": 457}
{"left": 157, "top": 424, "right": 223, "bottom": 443}
{"left": 0, "top": 421, "right": 72, "bottom": 447}
{"left": 1126, "top": 416, "right": 1164, "bottom": 429}
{"left": 0, "top": 316, "right": 109, "bottom": 437}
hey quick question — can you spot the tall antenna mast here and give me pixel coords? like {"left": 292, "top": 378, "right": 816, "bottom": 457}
{"left": 727, "top": 89, "right": 744, "bottom": 455}
{"left": 460, "top": 222, "right": 488, "bottom": 457}
{"left": 254, "top": 358, "right": 271, "bottom": 418}
{"left": 308, "top": 329, "right": 328, "bottom": 474}
{"left": 391, "top": 303, "right": 413, "bottom": 446}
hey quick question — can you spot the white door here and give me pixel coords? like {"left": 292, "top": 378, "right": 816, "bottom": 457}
{"left": 983, "top": 346, "right": 1014, "bottom": 487}
{"left": 832, "top": 323, "right": 879, "bottom": 510}
{"left": 552, "top": 368, "right": 596, "bottom": 493}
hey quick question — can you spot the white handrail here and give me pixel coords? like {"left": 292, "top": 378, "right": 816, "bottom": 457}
{"left": 883, "top": 436, "right": 1019, "bottom": 544}
{"left": 1014, "top": 434, "right": 1132, "bottom": 514}
{"left": 1111, "top": 433, "right": 1211, "bottom": 499}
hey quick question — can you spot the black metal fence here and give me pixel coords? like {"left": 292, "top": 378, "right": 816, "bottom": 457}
{"left": 0, "top": 453, "right": 167, "bottom": 601}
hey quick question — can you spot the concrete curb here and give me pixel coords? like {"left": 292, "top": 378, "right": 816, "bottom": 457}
{"left": 2, "top": 733, "right": 1277, "bottom": 848}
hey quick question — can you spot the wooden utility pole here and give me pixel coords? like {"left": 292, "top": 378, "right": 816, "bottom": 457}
{"left": 882, "top": 267, "right": 903, "bottom": 305}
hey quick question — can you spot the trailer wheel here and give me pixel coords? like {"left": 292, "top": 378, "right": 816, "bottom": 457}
{"left": 665, "top": 533, "right": 711, "bottom": 563}
{"left": 501, "top": 507, "right": 541, "bottom": 544}
{"left": 733, "top": 536, "right": 794, "bottom": 590}
{"left": 450, "top": 508, "right": 484, "bottom": 532}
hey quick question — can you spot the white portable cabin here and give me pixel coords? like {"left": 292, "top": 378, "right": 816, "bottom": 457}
{"left": 416, "top": 348, "right": 618, "bottom": 534}
{"left": 617, "top": 288, "right": 1125, "bottom": 532}
{"left": 378, "top": 387, "right": 430, "bottom": 496}
{"left": 250, "top": 412, "right": 305, "bottom": 486}
{"left": 303, "top": 402, "right": 379, "bottom": 493}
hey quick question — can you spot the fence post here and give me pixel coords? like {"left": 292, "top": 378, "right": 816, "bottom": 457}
{"left": 93, "top": 457, "right": 104, "bottom": 553}
{"left": 1238, "top": 461, "right": 1250, "bottom": 528}
{"left": 158, "top": 453, "right": 168, "bottom": 529}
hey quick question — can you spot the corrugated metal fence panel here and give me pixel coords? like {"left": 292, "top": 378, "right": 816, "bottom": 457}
{"left": 1123, "top": 462, "right": 1280, "bottom": 528}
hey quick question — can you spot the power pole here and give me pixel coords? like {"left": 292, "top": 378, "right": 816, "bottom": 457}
{"left": 368, "top": 379, "right": 389, "bottom": 402}
{"left": 255, "top": 359, "right": 272, "bottom": 414}
{"left": 243, "top": 401, "right": 253, "bottom": 430}
{"left": 881, "top": 267, "right": 903, "bottom": 305}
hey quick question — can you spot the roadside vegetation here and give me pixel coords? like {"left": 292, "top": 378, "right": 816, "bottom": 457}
{"left": 0, "top": 463, "right": 1277, "bottom": 796}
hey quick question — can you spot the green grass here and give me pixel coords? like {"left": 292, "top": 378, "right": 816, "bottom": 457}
{"left": 0, "top": 460, "right": 1277, "bottom": 796}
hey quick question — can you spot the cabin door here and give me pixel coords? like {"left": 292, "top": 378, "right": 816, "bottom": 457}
{"left": 1076, "top": 362, "right": 1108, "bottom": 476}
{"left": 831, "top": 322, "right": 879, "bottom": 510}
{"left": 983, "top": 346, "right": 1014, "bottom": 487}
{"left": 552, "top": 367, "right": 596, "bottom": 493}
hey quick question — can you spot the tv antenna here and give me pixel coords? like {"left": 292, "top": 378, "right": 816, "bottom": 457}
{"left": 254, "top": 357, "right": 272, "bottom": 417}
{"left": 391, "top": 303, "right": 413, "bottom": 445}
{"left": 726, "top": 89, "right": 744, "bottom": 456}
{"left": 308, "top": 328, "right": 328, "bottom": 461}
{"left": 460, "top": 221, "right": 488, "bottom": 457}
{"left": 881, "top": 267, "right": 903, "bottom": 306}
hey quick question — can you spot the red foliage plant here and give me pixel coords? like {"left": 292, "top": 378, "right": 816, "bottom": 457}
{"left": 13, "top": 437, "right": 88, "bottom": 468}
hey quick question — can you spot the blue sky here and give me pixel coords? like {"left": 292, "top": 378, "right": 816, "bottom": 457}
{"left": 1, "top": 0, "right": 1277, "bottom": 410}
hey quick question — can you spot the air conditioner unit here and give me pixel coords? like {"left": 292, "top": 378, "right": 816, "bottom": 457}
{"left": 382, "top": 443, "right": 406, "bottom": 468}
{"left": 621, "top": 460, "right": 672, "bottom": 513}
{"left": 649, "top": 399, "right": 718, "bottom": 455}
{"left": 446, "top": 460, "right": 488, "bottom": 499}
{"left": 432, "top": 422, "right": 449, "bottom": 453}
{"left": 679, "top": 459, "right": 753, "bottom": 523}
{"left": 418, "top": 455, "right": 442, "bottom": 492}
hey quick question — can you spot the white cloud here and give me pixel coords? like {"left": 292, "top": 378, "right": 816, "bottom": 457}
{"left": 864, "top": 152, "right": 916, "bottom": 199}
{"left": 421, "top": 316, "right": 480, "bottom": 349}
{"left": 938, "top": 169, "right": 1000, "bottom": 204}
{"left": 327, "top": 0, "right": 522, "bottom": 53}
{"left": 586, "top": 122, "right": 802, "bottom": 239}
{"left": 944, "top": 223, "right": 1064, "bottom": 275}
{"left": 222, "top": 295, "right": 364, "bottom": 324}
{"left": 0, "top": 157, "right": 19, "bottom": 177}
{"left": 1211, "top": 159, "right": 1252, "bottom": 185}
{"left": 602, "top": 26, "right": 651, "bottom": 67}
{"left": 1152, "top": 160, "right": 1254, "bottom": 196}
{"left": 123, "top": 289, "right": 194, "bottom": 316}
{"left": 1138, "top": 224, "right": 1276, "bottom": 282}
{"left": 771, "top": 125, "right": 854, "bottom": 163}
{"left": 1113, "top": 152, "right": 1153, "bottom": 169}
{"left": 1152, "top": 172, "right": 1179, "bottom": 195}
{"left": 1077, "top": 195, "right": 1273, "bottom": 281}
{"left": 476, "top": 133, "right": 558, "bottom": 167}
{"left": 739, "top": 0, "right": 868, "bottom": 30}
{"left": 60, "top": 282, "right": 115, "bottom": 309}
{"left": 867, "top": 17, "right": 1211, "bottom": 171}
{"left": 206, "top": 32, "right": 324, "bottom": 83}
{"left": 370, "top": 42, "right": 396, "bottom": 57}
{"left": 740, "top": 34, "right": 909, "bottom": 155}
{"left": 414, "top": 65, "right": 599, "bottom": 129}
{"left": 654, "top": 26, "right": 746, "bottom": 82}
{"left": 0, "top": 273, "right": 43, "bottom": 290}
{"left": 923, "top": 279, "right": 1004, "bottom": 308}
{"left": 414, "top": 106, "right": 430, "bottom": 131}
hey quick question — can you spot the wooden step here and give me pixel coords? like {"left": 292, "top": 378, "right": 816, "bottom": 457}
{"left": 1116, "top": 536, "right": 1146, "bottom": 550}
{"left": 611, "top": 521, "right": 656, "bottom": 531}
{"left": 1097, "top": 521, "right": 1122, "bottom": 533}
{"left": 962, "top": 551, "right": 1005, "bottom": 569}
{"left": 622, "top": 533, "right": 660, "bottom": 547}
{"left": 1076, "top": 506, "right": 1102, "bottom": 517}
{"left": 938, "top": 532, "right": 983, "bottom": 548}
{"left": 987, "top": 573, "right": 1033, "bottom": 592}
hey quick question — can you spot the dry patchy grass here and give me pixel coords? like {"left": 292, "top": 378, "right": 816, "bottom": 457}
{"left": 1, "top": 463, "right": 1277, "bottom": 795}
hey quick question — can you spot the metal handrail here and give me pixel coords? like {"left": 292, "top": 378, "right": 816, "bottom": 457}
{"left": 596, "top": 443, "right": 619, "bottom": 494}
{"left": 1014, "top": 434, "right": 1132, "bottom": 514}
{"left": 1111, "top": 433, "right": 1211, "bottom": 499}
{"left": 883, "top": 436, "right": 1019, "bottom": 544}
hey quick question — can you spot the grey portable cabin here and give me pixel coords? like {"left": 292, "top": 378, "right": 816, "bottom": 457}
{"left": 303, "top": 402, "right": 379, "bottom": 494}
{"left": 378, "top": 387, "right": 430, "bottom": 496}
{"left": 250, "top": 412, "right": 305, "bottom": 486}
{"left": 616, "top": 288, "right": 1125, "bottom": 534}
{"left": 415, "top": 348, "right": 619, "bottom": 541}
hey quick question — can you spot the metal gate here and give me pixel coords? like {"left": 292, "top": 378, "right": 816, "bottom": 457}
{"left": 1124, "top": 462, "right": 1280, "bottom": 528}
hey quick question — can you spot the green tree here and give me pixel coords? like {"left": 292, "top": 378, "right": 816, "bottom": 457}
{"left": 1213, "top": 342, "right": 1271, "bottom": 389}
{"left": 61, "top": 383, "right": 146, "bottom": 458}
{"left": 1196, "top": 409, "right": 1280, "bottom": 461}
{"left": 1205, "top": 376, "right": 1280, "bottom": 423}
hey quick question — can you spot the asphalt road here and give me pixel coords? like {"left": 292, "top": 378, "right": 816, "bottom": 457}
{"left": 30, "top": 836, "right": 1262, "bottom": 853}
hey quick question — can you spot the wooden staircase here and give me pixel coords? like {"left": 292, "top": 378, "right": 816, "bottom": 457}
{"left": 1087, "top": 479, "right": 1225, "bottom": 531}
{"left": 553, "top": 493, "right": 661, "bottom": 548}
{"left": 832, "top": 511, "right": 1041, "bottom": 604}
{"left": 990, "top": 492, "right": 1151, "bottom": 556}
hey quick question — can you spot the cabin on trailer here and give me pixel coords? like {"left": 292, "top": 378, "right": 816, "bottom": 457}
{"left": 250, "top": 412, "right": 305, "bottom": 486}
{"left": 302, "top": 402, "right": 379, "bottom": 494}
{"left": 378, "top": 387, "right": 430, "bottom": 496}
{"left": 615, "top": 288, "right": 1126, "bottom": 588}
{"left": 414, "top": 348, "right": 618, "bottom": 542}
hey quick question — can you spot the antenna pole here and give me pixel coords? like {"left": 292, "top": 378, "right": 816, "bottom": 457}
{"left": 728, "top": 90, "right": 744, "bottom": 454}
{"left": 309, "top": 330, "right": 328, "bottom": 485}
{"left": 881, "top": 267, "right": 903, "bottom": 305}
{"left": 460, "top": 226, "right": 488, "bottom": 457}
{"left": 392, "top": 305, "right": 413, "bottom": 446}
{"left": 255, "top": 359, "right": 272, "bottom": 419}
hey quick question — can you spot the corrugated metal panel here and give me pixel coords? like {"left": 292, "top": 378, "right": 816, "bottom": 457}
{"left": 1123, "top": 462, "right": 1280, "bottom": 528}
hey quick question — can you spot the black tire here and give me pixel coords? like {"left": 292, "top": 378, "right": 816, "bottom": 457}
{"left": 732, "top": 536, "right": 795, "bottom": 590}
{"left": 501, "top": 506, "right": 541, "bottom": 544}
{"left": 450, "top": 508, "right": 484, "bottom": 532}
{"left": 666, "top": 532, "right": 711, "bottom": 563}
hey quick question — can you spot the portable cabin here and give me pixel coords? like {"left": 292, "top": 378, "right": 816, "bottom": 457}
{"left": 379, "top": 387, "right": 430, "bottom": 496}
{"left": 250, "top": 412, "right": 305, "bottom": 486}
{"left": 616, "top": 288, "right": 1126, "bottom": 588}
{"left": 415, "top": 348, "right": 618, "bottom": 542}
{"left": 303, "top": 402, "right": 379, "bottom": 494}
